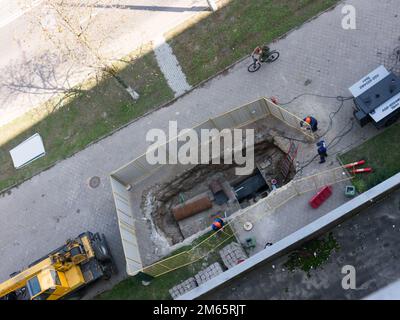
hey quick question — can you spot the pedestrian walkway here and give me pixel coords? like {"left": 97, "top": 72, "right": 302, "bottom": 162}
{"left": 153, "top": 35, "right": 192, "bottom": 96}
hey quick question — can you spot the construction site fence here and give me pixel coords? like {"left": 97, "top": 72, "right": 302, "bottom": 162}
{"left": 111, "top": 97, "right": 315, "bottom": 186}
{"left": 139, "top": 166, "right": 351, "bottom": 278}
{"left": 142, "top": 226, "right": 236, "bottom": 278}
{"left": 230, "top": 166, "right": 352, "bottom": 231}
{"left": 110, "top": 176, "right": 143, "bottom": 275}
{"left": 110, "top": 97, "right": 315, "bottom": 277}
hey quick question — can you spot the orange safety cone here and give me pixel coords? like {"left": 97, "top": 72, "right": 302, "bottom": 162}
{"left": 344, "top": 160, "right": 366, "bottom": 168}
{"left": 352, "top": 167, "right": 373, "bottom": 174}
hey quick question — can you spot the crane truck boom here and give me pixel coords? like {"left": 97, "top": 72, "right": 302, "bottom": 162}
{"left": 0, "top": 231, "right": 115, "bottom": 300}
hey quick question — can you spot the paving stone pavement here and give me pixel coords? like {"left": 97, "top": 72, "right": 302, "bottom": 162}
{"left": 194, "top": 262, "right": 224, "bottom": 286}
{"left": 169, "top": 277, "right": 198, "bottom": 299}
{"left": 219, "top": 242, "right": 248, "bottom": 269}
{"left": 153, "top": 35, "right": 192, "bottom": 96}
{"left": 1, "top": 0, "right": 399, "bottom": 298}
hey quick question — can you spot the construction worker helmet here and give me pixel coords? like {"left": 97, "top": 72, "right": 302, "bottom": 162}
{"left": 213, "top": 222, "right": 222, "bottom": 229}
{"left": 305, "top": 117, "right": 311, "bottom": 124}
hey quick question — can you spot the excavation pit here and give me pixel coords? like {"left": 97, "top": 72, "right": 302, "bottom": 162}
{"left": 140, "top": 131, "right": 297, "bottom": 245}
{"left": 110, "top": 98, "right": 315, "bottom": 272}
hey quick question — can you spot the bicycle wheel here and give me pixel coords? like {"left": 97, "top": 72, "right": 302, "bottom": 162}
{"left": 248, "top": 61, "right": 261, "bottom": 72}
{"left": 266, "top": 50, "right": 280, "bottom": 63}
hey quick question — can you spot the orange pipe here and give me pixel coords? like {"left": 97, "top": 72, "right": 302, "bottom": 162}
{"left": 352, "top": 168, "right": 372, "bottom": 174}
{"left": 344, "top": 160, "right": 366, "bottom": 168}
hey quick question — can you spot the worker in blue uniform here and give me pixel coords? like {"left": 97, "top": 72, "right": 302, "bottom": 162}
{"left": 317, "top": 140, "right": 328, "bottom": 164}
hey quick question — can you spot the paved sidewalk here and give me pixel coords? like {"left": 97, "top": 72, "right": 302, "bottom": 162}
{"left": 1, "top": 0, "right": 399, "bottom": 298}
{"left": 153, "top": 35, "right": 192, "bottom": 96}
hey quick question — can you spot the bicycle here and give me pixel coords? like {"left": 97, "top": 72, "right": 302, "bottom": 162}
{"left": 247, "top": 49, "right": 280, "bottom": 72}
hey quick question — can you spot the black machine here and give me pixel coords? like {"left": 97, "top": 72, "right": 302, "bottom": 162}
{"left": 349, "top": 65, "right": 400, "bottom": 129}
{"left": 234, "top": 169, "right": 268, "bottom": 202}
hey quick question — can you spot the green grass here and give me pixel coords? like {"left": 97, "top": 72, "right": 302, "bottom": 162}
{"left": 142, "top": 226, "right": 234, "bottom": 277}
{"left": 97, "top": 229, "right": 236, "bottom": 300}
{"left": 284, "top": 232, "right": 340, "bottom": 277}
{"left": 97, "top": 263, "right": 198, "bottom": 300}
{"left": 0, "top": 48, "right": 174, "bottom": 192}
{"left": 339, "top": 123, "right": 400, "bottom": 193}
{"left": 167, "top": 0, "right": 339, "bottom": 85}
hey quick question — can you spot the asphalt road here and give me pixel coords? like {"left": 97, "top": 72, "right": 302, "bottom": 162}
{"left": 0, "top": 0, "right": 210, "bottom": 126}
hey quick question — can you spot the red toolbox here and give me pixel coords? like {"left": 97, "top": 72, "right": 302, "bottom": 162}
{"left": 309, "top": 186, "right": 332, "bottom": 209}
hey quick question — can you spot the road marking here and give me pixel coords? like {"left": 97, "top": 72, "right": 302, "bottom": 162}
{"left": 0, "top": 0, "right": 43, "bottom": 29}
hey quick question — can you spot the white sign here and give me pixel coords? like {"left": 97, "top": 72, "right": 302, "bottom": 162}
{"left": 349, "top": 65, "right": 390, "bottom": 98}
{"left": 9, "top": 133, "right": 46, "bottom": 169}
{"left": 369, "top": 91, "right": 400, "bottom": 122}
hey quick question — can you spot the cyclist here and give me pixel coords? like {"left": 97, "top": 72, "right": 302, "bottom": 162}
{"left": 251, "top": 46, "right": 263, "bottom": 64}
{"left": 260, "top": 45, "right": 271, "bottom": 61}
{"left": 252, "top": 45, "right": 271, "bottom": 63}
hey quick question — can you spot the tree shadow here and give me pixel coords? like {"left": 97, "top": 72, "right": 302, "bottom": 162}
{"left": 65, "top": 3, "right": 210, "bottom": 13}
{"left": 0, "top": 52, "right": 84, "bottom": 108}
{"left": 0, "top": 51, "right": 86, "bottom": 117}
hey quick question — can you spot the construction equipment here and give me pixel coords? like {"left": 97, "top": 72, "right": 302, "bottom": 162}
{"left": 0, "top": 232, "right": 115, "bottom": 300}
{"left": 351, "top": 167, "right": 373, "bottom": 174}
{"left": 349, "top": 65, "right": 400, "bottom": 129}
{"left": 344, "top": 160, "right": 373, "bottom": 174}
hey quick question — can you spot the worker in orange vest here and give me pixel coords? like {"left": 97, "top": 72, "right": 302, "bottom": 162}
{"left": 301, "top": 116, "right": 318, "bottom": 132}
{"left": 212, "top": 217, "right": 224, "bottom": 231}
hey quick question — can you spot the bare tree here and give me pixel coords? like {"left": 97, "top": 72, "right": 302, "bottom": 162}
{"left": 21, "top": 0, "right": 140, "bottom": 101}
{"left": 206, "top": 0, "right": 218, "bottom": 12}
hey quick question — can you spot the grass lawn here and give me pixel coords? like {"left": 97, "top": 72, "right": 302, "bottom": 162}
{"left": 0, "top": 47, "right": 174, "bottom": 191}
{"left": 97, "top": 256, "right": 209, "bottom": 300}
{"left": 97, "top": 228, "right": 236, "bottom": 300}
{"left": 284, "top": 232, "right": 340, "bottom": 277}
{"left": 339, "top": 123, "right": 400, "bottom": 193}
{"left": 167, "top": 0, "right": 339, "bottom": 85}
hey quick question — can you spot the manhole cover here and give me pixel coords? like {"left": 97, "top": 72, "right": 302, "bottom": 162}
{"left": 88, "top": 176, "right": 101, "bottom": 189}
{"left": 243, "top": 222, "right": 253, "bottom": 231}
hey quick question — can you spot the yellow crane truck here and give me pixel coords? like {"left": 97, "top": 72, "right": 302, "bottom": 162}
{"left": 0, "top": 232, "right": 115, "bottom": 300}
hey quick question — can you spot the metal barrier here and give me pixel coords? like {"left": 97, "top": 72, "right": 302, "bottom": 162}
{"left": 110, "top": 177, "right": 143, "bottom": 275}
{"left": 111, "top": 97, "right": 315, "bottom": 186}
{"left": 110, "top": 97, "right": 315, "bottom": 276}
{"left": 231, "top": 166, "right": 352, "bottom": 229}
{"left": 178, "top": 172, "right": 400, "bottom": 300}
{"left": 142, "top": 226, "right": 235, "bottom": 278}
{"left": 136, "top": 166, "right": 351, "bottom": 278}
